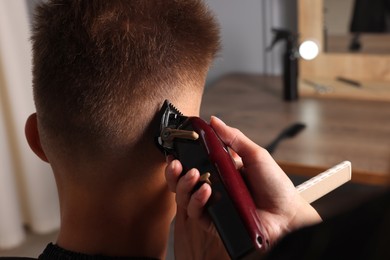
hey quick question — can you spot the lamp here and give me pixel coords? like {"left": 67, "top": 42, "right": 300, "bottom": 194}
{"left": 267, "top": 28, "right": 319, "bottom": 101}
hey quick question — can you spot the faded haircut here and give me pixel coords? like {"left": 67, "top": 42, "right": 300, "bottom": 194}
{"left": 31, "top": 0, "right": 220, "bottom": 155}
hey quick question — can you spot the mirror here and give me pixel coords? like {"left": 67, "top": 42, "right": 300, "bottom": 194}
{"left": 324, "top": 0, "right": 390, "bottom": 54}
{"left": 297, "top": 0, "right": 390, "bottom": 82}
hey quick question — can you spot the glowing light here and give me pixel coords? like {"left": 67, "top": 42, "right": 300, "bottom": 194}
{"left": 299, "top": 40, "right": 319, "bottom": 60}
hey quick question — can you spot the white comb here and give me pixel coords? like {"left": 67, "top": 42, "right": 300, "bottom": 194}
{"left": 296, "top": 161, "right": 352, "bottom": 203}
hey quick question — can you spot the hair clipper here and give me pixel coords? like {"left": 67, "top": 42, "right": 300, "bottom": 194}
{"left": 156, "top": 100, "right": 269, "bottom": 259}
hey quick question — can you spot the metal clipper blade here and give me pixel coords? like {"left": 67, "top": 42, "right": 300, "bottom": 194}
{"left": 157, "top": 100, "right": 188, "bottom": 150}
{"left": 161, "top": 100, "right": 186, "bottom": 129}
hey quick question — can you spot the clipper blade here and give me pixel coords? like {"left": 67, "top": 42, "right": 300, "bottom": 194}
{"left": 161, "top": 100, "right": 186, "bottom": 130}
{"left": 157, "top": 100, "right": 188, "bottom": 151}
{"left": 166, "top": 100, "right": 183, "bottom": 116}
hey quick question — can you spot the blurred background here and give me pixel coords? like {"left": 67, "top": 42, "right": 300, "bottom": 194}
{"left": 2, "top": 0, "right": 389, "bottom": 258}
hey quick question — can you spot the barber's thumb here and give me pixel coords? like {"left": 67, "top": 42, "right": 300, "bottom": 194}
{"left": 210, "top": 116, "right": 229, "bottom": 140}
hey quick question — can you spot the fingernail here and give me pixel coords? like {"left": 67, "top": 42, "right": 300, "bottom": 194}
{"left": 194, "top": 186, "right": 204, "bottom": 200}
{"left": 185, "top": 168, "right": 196, "bottom": 180}
{"left": 194, "top": 183, "right": 209, "bottom": 201}
{"left": 211, "top": 115, "right": 226, "bottom": 125}
{"left": 170, "top": 160, "right": 176, "bottom": 171}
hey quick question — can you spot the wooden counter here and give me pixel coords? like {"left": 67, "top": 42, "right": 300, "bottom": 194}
{"left": 299, "top": 78, "right": 390, "bottom": 102}
{"left": 200, "top": 74, "right": 390, "bottom": 186}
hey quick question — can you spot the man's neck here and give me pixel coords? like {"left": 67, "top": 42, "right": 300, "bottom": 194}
{"left": 54, "top": 163, "right": 175, "bottom": 259}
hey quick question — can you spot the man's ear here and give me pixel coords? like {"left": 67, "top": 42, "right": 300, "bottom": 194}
{"left": 25, "top": 113, "right": 49, "bottom": 162}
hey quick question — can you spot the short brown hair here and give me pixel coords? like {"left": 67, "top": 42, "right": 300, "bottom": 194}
{"left": 31, "top": 0, "right": 220, "bottom": 155}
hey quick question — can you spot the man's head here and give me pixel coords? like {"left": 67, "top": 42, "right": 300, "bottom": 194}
{"left": 29, "top": 0, "right": 220, "bottom": 161}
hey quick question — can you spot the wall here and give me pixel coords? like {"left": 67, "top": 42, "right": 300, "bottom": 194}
{"left": 206, "top": 0, "right": 297, "bottom": 86}
{"left": 0, "top": 0, "right": 60, "bottom": 249}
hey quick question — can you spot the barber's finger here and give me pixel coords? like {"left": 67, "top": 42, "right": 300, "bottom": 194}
{"left": 165, "top": 159, "right": 182, "bottom": 192}
{"left": 229, "top": 149, "right": 244, "bottom": 170}
{"left": 229, "top": 147, "right": 240, "bottom": 160}
{"left": 210, "top": 116, "right": 268, "bottom": 166}
{"left": 229, "top": 148, "right": 244, "bottom": 169}
{"left": 187, "top": 183, "right": 216, "bottom": 232}
{"left": 175, "top": 168, "right": 200, "bottom": 209}
{"left": 187, "top": 183, "right": 211, "bottom": 218}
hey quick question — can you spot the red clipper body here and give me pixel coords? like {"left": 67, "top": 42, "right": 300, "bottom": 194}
{"left": 156, "top": 100, "right": 269, "bottom": 259}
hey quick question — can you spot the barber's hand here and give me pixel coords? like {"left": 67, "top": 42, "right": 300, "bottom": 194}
{"left": 166, "top": 157, "right": 228, "bottom": 260}
{"left": 166, "top": 116, "right": 321, "bottom": 259}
